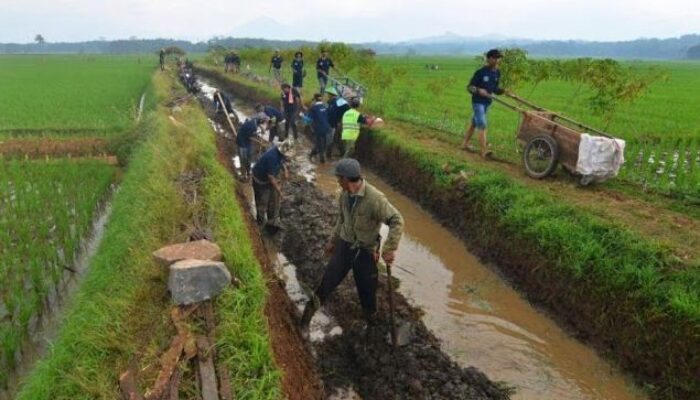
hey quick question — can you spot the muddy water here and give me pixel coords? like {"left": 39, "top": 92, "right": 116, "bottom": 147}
{"left": 309, "top": 163, "right": 646, "bottom": 400}
{"left": 197, "top": 78, "right": 646, "bottom": 400}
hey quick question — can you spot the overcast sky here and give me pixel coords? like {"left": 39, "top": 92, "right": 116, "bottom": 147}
{"left": 1, "top": 0, "right": 698, "bottom": 43}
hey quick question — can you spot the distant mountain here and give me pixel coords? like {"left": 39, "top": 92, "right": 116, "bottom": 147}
{"left": 365, "top": 34, "right": 700, "bottom": 60}
{"left": 1, "top": 33, "right": 699, "bottom": 60}
{"left": 400, "top": 31, "right": 525, "bottom": 45}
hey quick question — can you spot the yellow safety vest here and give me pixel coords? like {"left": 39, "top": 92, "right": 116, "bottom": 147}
{"left": 342, "top": 109, "right": 361, "bottom": 141}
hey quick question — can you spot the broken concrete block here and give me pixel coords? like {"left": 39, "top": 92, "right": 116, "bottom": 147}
{"left": 153, "top": 240, "right": 222, "bottom": 267}
{"left": 168, "top": 259, "right": 232, "bottom": 305}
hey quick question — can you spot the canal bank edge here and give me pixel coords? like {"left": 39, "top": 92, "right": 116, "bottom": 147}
{"left": 16, "top": 71, "right": 289, "bottom": 399}
{"left": 195, "top": 65, "right": 700, "bottom": 400}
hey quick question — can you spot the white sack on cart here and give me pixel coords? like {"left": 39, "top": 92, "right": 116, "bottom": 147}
{"left": 576, "top": 134, "right": 626, "bottom": 185}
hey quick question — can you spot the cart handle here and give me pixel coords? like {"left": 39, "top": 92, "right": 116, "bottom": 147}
{"left": 493, "top": 94, "right": 613, "bottom": 139}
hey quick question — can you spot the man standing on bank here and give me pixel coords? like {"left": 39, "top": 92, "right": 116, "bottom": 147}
{"left": 316, "top": 50, "right": 336, "bottom": 95}
{"left": 291, "top": 51, "right": 305, "bottom": 89}
{"left": 270, "top": 49, "right": 284, "bottom": 82}
{"left": 300, "top": 158, "right": 404, "bottom": 332}
{"left": 462, "top": 48, "right": 509, "bottom": 158}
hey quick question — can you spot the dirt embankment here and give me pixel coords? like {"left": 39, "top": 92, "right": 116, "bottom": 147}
{"left": 273, "top": 179, "right": 510, "bottom": 400}
{"left": 0, "top": 137, "right": 111, "bottom": 158}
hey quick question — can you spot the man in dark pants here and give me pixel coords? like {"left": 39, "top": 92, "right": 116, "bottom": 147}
{"left": 300, "top": 159, "right": 404, "bottom": 333}
{"left": 159, "top": 48, "right": 165, "bottom": 71}
{"left": 213, "top": 90, "right": 234, "bottom": 115}
{"left": 316, "top": 50, "right": 335, "bottom": 94}
{"left": 291, "top": 51, "right": 304, "bottom": 89}
{"left": 280, "top": 83, "right": 303, "bottom": 139}
{"left": 252, "top": 140, "right": 295, "bottom": 229}
{"left": 270, "top": 49, "right": 283, "bottom": 82}
{"left": 325, "top": 87, "right": 350, "bottom": 158}
{"left": 307, "top": 93, "right": 331, "bottom": 163}
{"left": 237, "top": 113, "right": 269, "bottom": 180}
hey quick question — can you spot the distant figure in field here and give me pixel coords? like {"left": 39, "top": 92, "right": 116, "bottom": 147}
{"left": 316, "top": 50, "right": 336, "bottom": 95}
{"left": 224, "top": 53, "right": 233, "bottom": 72}
{"left": 462, "top": 49, "right": 509, "bottom": 158}
{"left": 292, "top": 51, "right": 305, "bottom": 89}
{"left": 159, "top": 48, "right": 165, "bottom": 71}
{"left": 231, "top": 52, "right": 241, "bottom": 73}
{"left": 270, "top": 49, "right": 283, "bottom": 82}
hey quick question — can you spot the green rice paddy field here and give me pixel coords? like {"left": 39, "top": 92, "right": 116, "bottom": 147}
{"left": 240, "top": 56, "right": 700, "bottom": 198}
{"left": 0, "top": 55, "right": 154, "bottom": 136}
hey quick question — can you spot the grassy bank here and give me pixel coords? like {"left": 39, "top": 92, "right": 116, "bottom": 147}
{"left": 16, "top": 71, "right": 282, "bottom": 399}
{"left": 198, "top": 66, "right": 700, "bottom": 399}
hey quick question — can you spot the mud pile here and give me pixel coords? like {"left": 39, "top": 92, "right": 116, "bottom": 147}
{"left": 275, "top": 179, "right": 510, "bottom": 400}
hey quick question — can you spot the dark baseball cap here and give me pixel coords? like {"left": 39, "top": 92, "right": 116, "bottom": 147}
{"left": 486, "top": 49, "right": 503, "bottom": 59}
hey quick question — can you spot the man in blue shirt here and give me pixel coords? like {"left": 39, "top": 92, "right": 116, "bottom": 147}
{"left": 238, "top": 113, "right": 269, "bottom": 180}
{"left": 252, "top": 140, "right": 295, "bottom": 229}
{"left": 256, "top": 103, "right": 284, "bottom": 142}
{"left": 462, "top": 49, "right": 509, "bottom": 158}
{"left": 307, "top": 93, "right": 332, "bottom": 164}
{"left": 213, "top": 90, "right": 233, "bottom": 115}
{"left": 325, "top": 87, "right": 350, "bottom": 158}
{"left": 291, "top": 51, "right": 304, "bottom": 89}
{"left": 270, "top": 49, "right": 283, "bottom": 82}
{"left": 316, "top": 50, "right": 335, "bottom": 95}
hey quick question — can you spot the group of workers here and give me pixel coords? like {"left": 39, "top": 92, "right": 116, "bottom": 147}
{"left": 268, "top": 48, "right": 336, "bottom": 93}
{"left": 206, "top": 47, "right": 510, "bottom": 338}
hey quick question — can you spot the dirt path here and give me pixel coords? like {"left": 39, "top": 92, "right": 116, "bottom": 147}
{"left": 389, "top": 120, "right": 700, "bottom": 264}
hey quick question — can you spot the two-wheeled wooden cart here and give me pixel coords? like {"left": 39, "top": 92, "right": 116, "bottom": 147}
{"left": 492, "top": 94, "right": 615, "bottom": 179}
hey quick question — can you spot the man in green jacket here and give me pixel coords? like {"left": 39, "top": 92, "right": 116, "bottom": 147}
{"left": 300, "top": 158, "right": 404, "bottom": 331}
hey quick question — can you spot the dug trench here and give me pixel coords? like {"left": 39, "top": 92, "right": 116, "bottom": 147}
{"left": 195, "top": 66, "right": 698, "bottom": 399}
{"left": 196, "top": 84, "right": 511, "bottom": 398}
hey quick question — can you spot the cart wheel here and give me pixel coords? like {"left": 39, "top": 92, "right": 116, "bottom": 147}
{"left": 523, "top": 136, "right": 559, "bottom": 179}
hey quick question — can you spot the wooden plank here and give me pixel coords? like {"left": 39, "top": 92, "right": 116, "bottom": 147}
{"left": 144, "top": 333, "right": 185, "bottom": 400}
{"left": 168, "top": 368, "right": 181, "bottom": 400}
{"left": 119, "top": 369, "right": 144, "bottom": 400}
{"left": 197, "top": 335, "right": 220, "bottom": 400}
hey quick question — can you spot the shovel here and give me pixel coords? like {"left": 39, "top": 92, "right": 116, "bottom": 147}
{"left": 385, "top": 263, "right": 414, "bottom": 348}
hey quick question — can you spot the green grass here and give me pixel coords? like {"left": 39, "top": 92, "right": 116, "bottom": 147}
{"left": 16, "top": 71, "right": 281, "bottom": 399}
{"left": 233, "top": 56, "right": 700, "bottom": 198}
{"left": 0, "top": 55, "right": 154, "bottom": 135}
{"left": 0, "top": 158, "right": 116, "bottom": 386}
